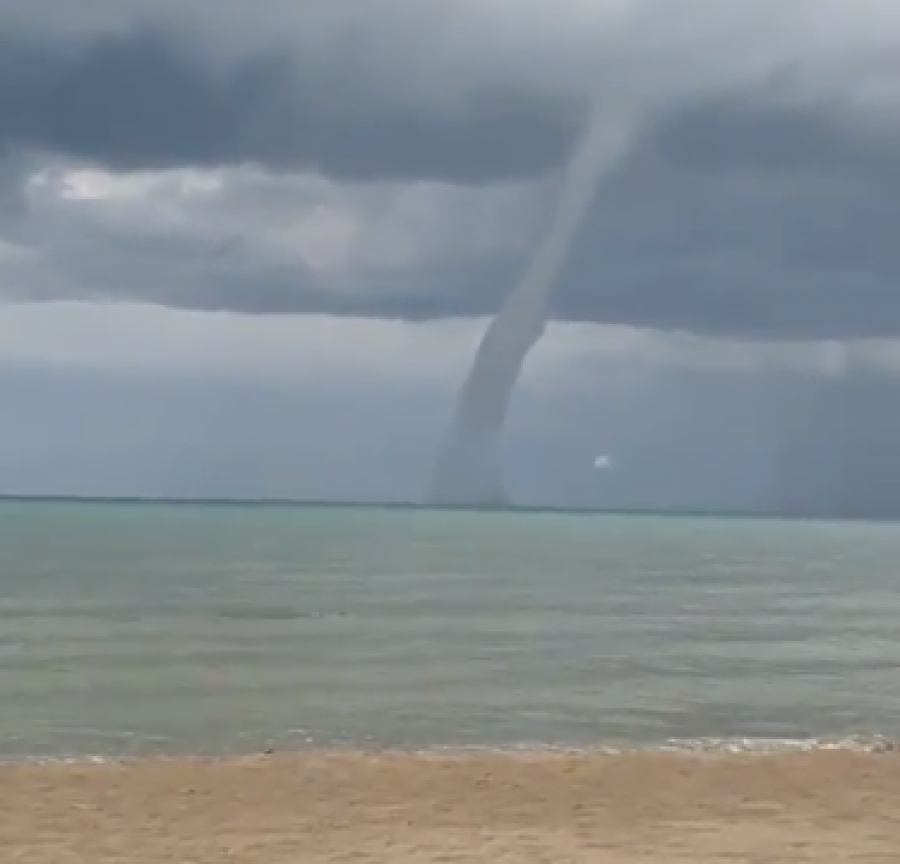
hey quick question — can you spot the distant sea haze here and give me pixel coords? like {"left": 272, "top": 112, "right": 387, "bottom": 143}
{"left": 1, "top": 499, "right": 898, "bottom": 759}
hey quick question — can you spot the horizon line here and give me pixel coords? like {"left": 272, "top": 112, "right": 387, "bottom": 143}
{"left": 0, "top": 493, "right": 891, "bottom": 522}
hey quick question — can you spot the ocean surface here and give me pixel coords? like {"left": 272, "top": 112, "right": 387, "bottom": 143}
{"left": 1, "top": 499, "right": 899, "bottom": 759}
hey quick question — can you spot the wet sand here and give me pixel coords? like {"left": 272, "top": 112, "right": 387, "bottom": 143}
{"left": 2, "top": 750, "right": 899, "bottom": 862}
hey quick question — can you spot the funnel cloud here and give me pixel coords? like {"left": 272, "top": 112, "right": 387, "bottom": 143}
{"left": 430, "top": 112, "right": 632, "bottom": 505}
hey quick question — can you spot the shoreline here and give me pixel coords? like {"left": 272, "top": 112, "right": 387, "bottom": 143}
{"left": 5, "top": 749, "right": 900, "bottom": 862}
{"left": 3, "top": 731, "right": 896, "bottom": 764}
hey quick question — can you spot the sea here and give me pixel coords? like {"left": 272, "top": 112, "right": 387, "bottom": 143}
{"left": 1, "top": 498, "right": 898, "bottom": 761}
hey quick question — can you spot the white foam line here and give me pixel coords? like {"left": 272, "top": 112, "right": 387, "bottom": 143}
{"left": 2, "top": 734, "right": 896, "bottom": 765}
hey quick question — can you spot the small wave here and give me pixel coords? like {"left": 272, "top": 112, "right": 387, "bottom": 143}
{"left": 421, "top": 734, "right": 899, "bottom": 757}
{"left": 212, "top": 606, "right": 346, "bottom": 622}
{"left": 0, "top": 607, "right": 144, "bottom": 622}
{"left": 649, "top": 734, "right": 898, "bottom": 754}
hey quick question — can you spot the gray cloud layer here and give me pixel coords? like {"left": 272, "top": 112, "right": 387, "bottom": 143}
{"left": 1, "top": 1, "right": 900, "bottom": 339}
{"left": 0, "top": 23, "right": 572, "bottom": 182}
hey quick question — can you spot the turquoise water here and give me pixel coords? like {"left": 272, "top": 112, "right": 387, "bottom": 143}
{"left": 1, "top": 500, "right": 899, "bottom": 759}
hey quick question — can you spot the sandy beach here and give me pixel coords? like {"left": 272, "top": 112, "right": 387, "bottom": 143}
{"left": 2, "top": 750, "right": 899, "bottom": 862}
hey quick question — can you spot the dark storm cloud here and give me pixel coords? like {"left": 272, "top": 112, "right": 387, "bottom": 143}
{"left": 34, "top": 98, "right": 896, "bottom": 341}
{"left": 0, "top": 27, "right": 572, "bottom": 182}
{"left": 552, "top": 103, "right": 900, "bottom": 340}
{"left": 2, "top": 1, "right": 899, "bottom": 340}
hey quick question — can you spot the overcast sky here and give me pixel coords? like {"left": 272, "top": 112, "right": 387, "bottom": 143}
{"left": 2, "top": 0, "right": 899, "bottom": 513}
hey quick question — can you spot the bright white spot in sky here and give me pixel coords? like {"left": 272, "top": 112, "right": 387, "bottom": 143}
{"left": 594, "top": 455, "right": 612, "bottom": 469}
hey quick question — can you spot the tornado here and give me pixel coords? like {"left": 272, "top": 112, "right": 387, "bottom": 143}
{"left": 429, "top": 110, "right": 632, "bottom": 506}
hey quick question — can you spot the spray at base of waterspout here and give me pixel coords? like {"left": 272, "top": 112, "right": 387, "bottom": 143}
{"left": 429, "top": 422, "right": 509, "bottom": 507}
